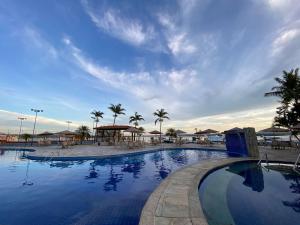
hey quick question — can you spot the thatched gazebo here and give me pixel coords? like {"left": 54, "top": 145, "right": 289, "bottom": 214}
{"left": 94, "top": 125, "right": 131, "bottom": 143}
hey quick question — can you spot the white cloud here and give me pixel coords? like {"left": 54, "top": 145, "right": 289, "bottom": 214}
{"left": 22, "top": 26, "right": 58, "bottom": 58}
{"left": 157, "top": 13, "right": 197, "bottom": 57}
{"left": 167, "top": 33, "right": 196, "bottom": 55}
{"left": 272, "top": 28, "right": 300, "bottom": 55}
{"left": 81, "top": 0, "right": 154, "bottom": 46}
{"left": 63, "top": 38, "right": 202, "bottom": 117}
{"left": 142, "top": 104, "right": 278, "bottom": 133}
{"left": 266, "top": 0, "right": 294, "bottom": 9}
{"left": 0, "top": 109, "right": 84, "bottom": 134}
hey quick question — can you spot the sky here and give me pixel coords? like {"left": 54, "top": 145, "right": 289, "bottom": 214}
{"left": 0, "top": 0, "right": 300, "bottom": 134}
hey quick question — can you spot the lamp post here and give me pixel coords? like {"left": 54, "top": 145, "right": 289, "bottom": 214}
{"left": 31, "top": 109, "right": 43, "bottom": 146}
{"left": 18, "top": 117, "right": 27, "bottom": 142}
{"left": 66, "top": 121, "right": 72, "bottom": 131}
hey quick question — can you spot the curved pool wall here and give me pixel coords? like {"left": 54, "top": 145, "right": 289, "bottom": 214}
{"left": 25, "top": 147, "right": 227, "bottom": 161}
{"left": 199, "top": 161, "right": 300, "bottom": 225}
{"left": 0, "top": 148, "right": 229, "bottom": 225}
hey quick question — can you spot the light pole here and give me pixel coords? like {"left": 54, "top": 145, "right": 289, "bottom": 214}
{"left": 31, "top": 108, "right": 43, "bottom": 146}
{"left": 66, "top": 121, "right": 72, "bottom": 131}
{"left": 18, "top": 117, "right": 27, "bottom": 142}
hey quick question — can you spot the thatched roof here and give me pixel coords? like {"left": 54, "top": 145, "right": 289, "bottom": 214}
{"left": 38, "top": 131, "right": 53, "bottom": 136}
{"left": 195, "top": 129, "right": 218, "bottom": 135}
{"left": 124, "top": 127, "right": 141, "bottom": 133}
{"left": 258, "top": 127, "right": 289, "bottom": 133}
{"left": 175, "top": 130, "right": 186, "bottom": 134}
{"left": 149, "top": 130, "right": 162, "bottom": 135}
{"left": 56, "top": 130, "right": 76, "bottom": 136}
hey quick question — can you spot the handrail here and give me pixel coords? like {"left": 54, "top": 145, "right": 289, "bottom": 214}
{"left": 294, "top": 152, "right": 300, "bottom": 169}
{"left": 257, "top": 152, "right": 269, "bottom": 166}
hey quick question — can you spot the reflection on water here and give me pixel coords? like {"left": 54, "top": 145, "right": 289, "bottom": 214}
{"left": 200, "top": 162, "right": 300, "bottom": 225}
{"left": 85, "top": 162, "right": 99, "bottom": 180}
{"left": 226, "top": 163, "right": 264, "bottom": 192}
{"left": 0, "top": 149, "right": 228, "bottom": 225}
{"left": 281, "top": 168, "right": 300, "bottom": 212}
{"left": 104, "top": 165, "right": 124, "bottom": 192}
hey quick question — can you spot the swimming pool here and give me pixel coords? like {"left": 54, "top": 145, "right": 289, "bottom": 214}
{"left": 0, "top": 148, "right": 228, "bottom": 225}
{"left": 199, "top": 161, "right": 300, "bottom": 225}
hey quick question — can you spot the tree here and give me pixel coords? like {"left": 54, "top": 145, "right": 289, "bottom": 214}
{"left": 91, "top": 110, "right": 104, "bottom": 143}
{"left": 265, "top": 68, "right": 300, "bottom": 141}
{"left": 108, "top": 104, "right": 126, "bottom": 125}
{"left": 22, "top": 133, "right": 31, "bottom": 142}
{"left": 129, "top": 112, "right": 144, "bottom": 127}
{"left": 91, "top": 110, "right": 104, "bottom": 128}
{"left": 154, "top": 109, "right": 170, "bottom": 143}
{"left": 166, "top": 128, "right": 177, "bottom": 140}
{"left": 76, "top": 125, "right": 91, "bottom": 144}
{"left": 129, "top": 112, "right": 144, "bottom": 141}
{"left": 138, "top": 127, "right": 145, "bottom": 133}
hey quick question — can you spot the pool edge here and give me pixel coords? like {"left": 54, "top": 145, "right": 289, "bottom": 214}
{"left": 138, "top": 157, "right": 257, "bottom": 225}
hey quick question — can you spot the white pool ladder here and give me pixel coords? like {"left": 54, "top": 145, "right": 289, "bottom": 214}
{"left": 257, "top": 152, "right": 270, "bottom": 172}
{"left": 293, "top": 152, "right": 300, "bottom": 173}
{"left": 257, "top": 152, "right": 269, "bottom": 166}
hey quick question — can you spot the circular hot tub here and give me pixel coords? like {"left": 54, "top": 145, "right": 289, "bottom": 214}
{"left": 199, "top": 161, "right": 300, "bottom": 225}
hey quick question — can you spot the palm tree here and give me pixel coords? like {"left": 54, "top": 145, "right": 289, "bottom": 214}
{"left": 154, "top": 109, "right": 170, "bottom": 143}
{"left": 108, "top": 104, "right": 126, "bottom": 125}
{"left": 265, "top": 68, "right": 300, "bottom": 141}
{"left": 22, "top": 133, "right": 31, "bottom": 143}
{"left": 129, "top": 112, "right": 144, "bottom": 141}
{"left": 90, "top": 110, "right": 104, "bottom": 128}
{"left": 129, "top": 112, "right": 144, "bottom": 127}
{"left": 265, "top": 69, "right": 300, "bottom": 103}
{"left": 76, "top": 125, "right": 91, "bottom": 144}
{"left": 166, "top": 128, "right": 177, "bottom": 140}
{"left": 91, "top": 110, "right": 104, "bottom": 143}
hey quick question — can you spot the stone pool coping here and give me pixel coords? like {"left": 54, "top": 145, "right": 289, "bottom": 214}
{"left": 23, "top": 145, "right": 226, "bottom": 161}
{"left": 138, "top": 157, "right": 256, "bottom": 225}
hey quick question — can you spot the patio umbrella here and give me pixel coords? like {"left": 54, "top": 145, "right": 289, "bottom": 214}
{"left": 125, "top": 127, "right": 142, "bottom": 141}
{"left": 56, "top": 130, "right": 76, "bottom": 141}
{"left": 56, "top": 130, "right": 76, "bottom": 136}
{"left": 175, "top": 130, "right": 186, "bottom": 135}
{"left": 149, "top": 130, "right": 162, "bottom": 135}
{"left": 125, "top": 127, "right": 141, "bottom": 133}
{"left": 195, "top": 129, "right": 218, "bottom": 135}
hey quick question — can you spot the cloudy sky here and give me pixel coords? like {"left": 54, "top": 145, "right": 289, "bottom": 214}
{"left": 0, "top": 0, "right": 300, "bottom": 134}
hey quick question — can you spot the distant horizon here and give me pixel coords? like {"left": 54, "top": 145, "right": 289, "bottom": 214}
{"left": 1, "top": 0, "right": 299, "bottom": 134}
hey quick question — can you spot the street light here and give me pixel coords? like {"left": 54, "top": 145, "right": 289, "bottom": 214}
{"left": 31, "top": 108, "right": 43, "bottom": 146}
{"left": 66, "top": 121, "right": 72, "bottom": 131}
{"left": 18, "top": 117, "right": 27, "bottom": 142}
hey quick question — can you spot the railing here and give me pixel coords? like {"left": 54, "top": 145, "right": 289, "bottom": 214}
{"left": 294, "top": 152, "right": 300, "bottom": 171}
{"left": 257, "top": 152, "right": 269, "bottom": 166}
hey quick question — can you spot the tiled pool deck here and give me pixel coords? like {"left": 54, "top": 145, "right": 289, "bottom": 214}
{"left": 139, "top": 147, "right": 299, "bottom": 225}
{"left": 139, "top": 158, "right": 250, "bottom": 225}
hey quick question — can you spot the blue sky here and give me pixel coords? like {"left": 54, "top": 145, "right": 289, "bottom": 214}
{"left": 0, "top": 0, "right": 300, "bottom": 133}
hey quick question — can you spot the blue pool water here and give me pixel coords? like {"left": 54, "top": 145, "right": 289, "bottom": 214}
{"left": 199, "top": 161, "right": 300, "bottom": 225}
{"left": 0, "top": 148, "right": 228, "bottom": 225}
